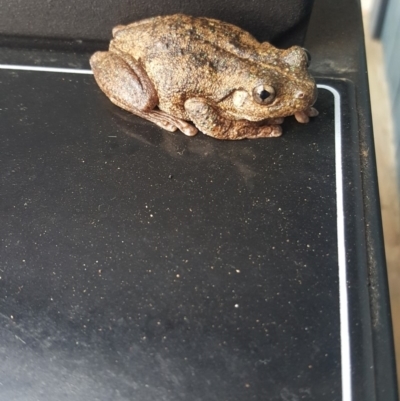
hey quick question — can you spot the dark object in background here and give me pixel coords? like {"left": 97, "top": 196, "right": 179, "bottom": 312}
{"left": 0, "top": 0, "right": 313, "bottom": 48}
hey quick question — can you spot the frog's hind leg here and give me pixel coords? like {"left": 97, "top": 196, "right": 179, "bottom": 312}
{"left": 90, "top": 51, "right": 197, "bottom": 136}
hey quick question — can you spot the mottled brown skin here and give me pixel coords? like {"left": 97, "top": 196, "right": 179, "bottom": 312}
{"left": 90, "top": 14, "right": 318, "bottom": 140}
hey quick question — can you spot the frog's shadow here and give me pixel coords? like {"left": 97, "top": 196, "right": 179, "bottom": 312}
{"left": 108, "top": 104, "right": 314, "bottom": 188}
{"left": 111, "top": 106, "right": 259, "bottom": 153}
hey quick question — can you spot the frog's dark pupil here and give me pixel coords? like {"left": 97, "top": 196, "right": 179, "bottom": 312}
{"left": 260, "top": 89, "right": 270, "bottom": 100}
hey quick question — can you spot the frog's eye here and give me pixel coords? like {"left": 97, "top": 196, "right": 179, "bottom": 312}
{"left": 302, "top": 48, "right": 311, "bottom": 67}
{"left": 252, "top": 84, "right": 275, "bottom": 105}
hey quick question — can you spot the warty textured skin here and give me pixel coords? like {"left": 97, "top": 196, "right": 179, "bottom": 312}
{"left": 90, "top": 14, "right": 318, "bottom": 140}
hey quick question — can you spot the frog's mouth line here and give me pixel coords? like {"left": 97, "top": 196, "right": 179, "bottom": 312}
{"left": 219, "top": 97, "right": 304, "bottom": 121}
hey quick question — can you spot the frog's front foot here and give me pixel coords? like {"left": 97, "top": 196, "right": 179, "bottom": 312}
{"left": 185, "top": 98, "right": 282, "bottom": 140}
{"left": 294, "top": 107, "right": 319, "bottom": 123}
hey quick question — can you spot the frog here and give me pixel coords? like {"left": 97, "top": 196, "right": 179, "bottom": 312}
{"left": 90, "top": 14, "right": 318, "bottom": 140}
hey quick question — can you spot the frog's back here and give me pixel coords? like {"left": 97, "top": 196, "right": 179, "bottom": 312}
{"left": 109, "top": 14, "right": 262, "bottom": 61}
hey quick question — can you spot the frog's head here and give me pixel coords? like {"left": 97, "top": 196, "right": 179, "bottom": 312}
{"left": 217, "top": 46, "right": 317, "bottom": 122}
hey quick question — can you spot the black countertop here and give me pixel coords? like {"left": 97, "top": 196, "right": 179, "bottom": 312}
{"left": 0, "top": 1, "right": 398, "bottom": 400}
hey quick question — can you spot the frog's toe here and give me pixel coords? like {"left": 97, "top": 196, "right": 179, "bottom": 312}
{"left": 270, "top": 125, "right": 283, "bottom": 137}
{"left": 149, "top": 110, "right": 197, "bottom": 136}
{"left": 307, "top": 107, "right": 319, "bottom": 117}
{"left": 294, "top": 111, "right": 310, "bottom": 123}
{"left": 155, "top": 121, "right": 178, "bottom": 132}
{"left": 259, "top": 125, "right": 282, "bottom": 138}
{"left": 294, "top": 107, "right": 319, "bottom": 123}
{"left": 180, "top": 124, "right": 198, "bottom": 137}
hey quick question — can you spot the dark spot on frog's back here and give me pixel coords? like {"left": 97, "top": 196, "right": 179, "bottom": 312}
{"left": 189, "top": 51, "right": 218, "bottom": 71}
{"left": 197, "top": 17, "right": 215, "bottom": 32}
